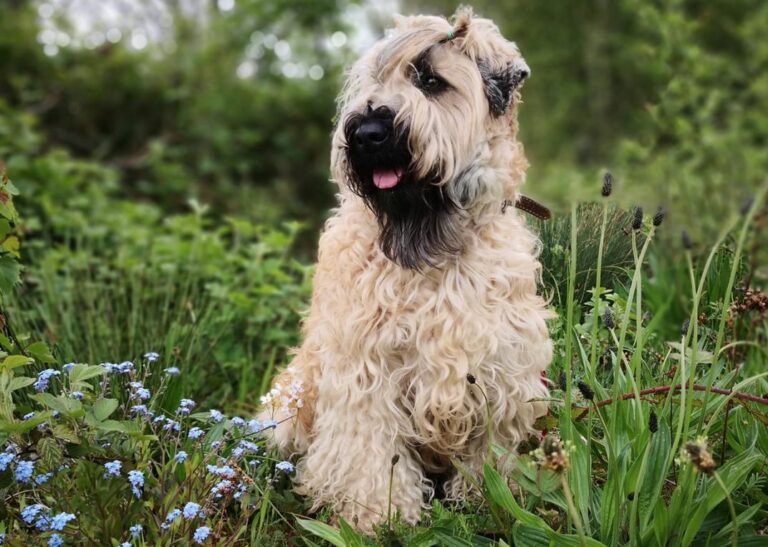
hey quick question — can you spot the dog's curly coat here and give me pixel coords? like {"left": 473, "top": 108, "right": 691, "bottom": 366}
{"left": 259, "top": 7, "right": 552, "bottom": 531}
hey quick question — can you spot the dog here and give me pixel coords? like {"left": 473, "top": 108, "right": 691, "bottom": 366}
{"left": 259, "top": 7, "right": 552, "bottom": 532}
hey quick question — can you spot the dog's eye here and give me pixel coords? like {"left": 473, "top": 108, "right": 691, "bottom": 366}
{"left": 414, "top": 70, "right": 448, "bottom": 96}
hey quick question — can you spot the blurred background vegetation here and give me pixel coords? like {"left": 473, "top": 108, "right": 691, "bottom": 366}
{"left": 1, "top": 0, "right": 766, "bottom": 411}
{"left": 3, "top": 0, "right": 767, "bottom": 234}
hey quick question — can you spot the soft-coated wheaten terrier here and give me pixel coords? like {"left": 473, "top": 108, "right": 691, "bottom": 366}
{"left": 259, "top": 7, "right": 552, "bottom": 532}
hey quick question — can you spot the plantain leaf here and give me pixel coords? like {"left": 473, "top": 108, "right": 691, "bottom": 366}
{"left": 681, "top": 447, "right": 762, "bottom": 546}
{"left": 295, "top": 518, "right": 345, "bottom": 547}
{"left": 483, "top": 463, "right": 550, "bottom": 530}
{"left": 338, "top": 518, "right": 364, "bottom": 547}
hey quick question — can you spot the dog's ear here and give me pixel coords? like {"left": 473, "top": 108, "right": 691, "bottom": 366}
{"left": 479, "top": 58, "right": 530, "bottom": 116}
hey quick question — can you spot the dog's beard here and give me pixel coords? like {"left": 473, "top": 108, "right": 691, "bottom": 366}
{"left": 344, "top": 115, "right": 463, "bottom": 270}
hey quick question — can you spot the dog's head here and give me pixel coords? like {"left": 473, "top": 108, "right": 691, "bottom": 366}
{"left": 332, "top": 8, "right": 530, "bottom": 269}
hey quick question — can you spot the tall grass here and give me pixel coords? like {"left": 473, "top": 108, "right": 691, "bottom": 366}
{"left": 293, "top": 185, "right": 768, "bottom": 546}
{"left": 9, "top": 209, "right": 312, "bottom": 414}
{"left": 5, "top": 179, "right": 768, "bottom": 545}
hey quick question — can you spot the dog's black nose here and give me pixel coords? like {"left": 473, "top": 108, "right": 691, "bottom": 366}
{"left": 354, "top": 118, "right": 391, "bottom": 150}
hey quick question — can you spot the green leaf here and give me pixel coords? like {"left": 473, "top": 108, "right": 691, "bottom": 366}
{"left": 2, "top": 235, "right": 20, "bottom": 257}
{"left": 68, "top": 364, "right": 105, "bottom": 383}
{"left": 512, "top": 524, "right": 551, "bottom": 546}
{"left": 37, "top": 436, "right": 63, "bottom": 468}
{"left": 431, "top": 529, "right": 474, "bottom": 547}
{"left": 52, "top": 425, "right": 80, "bottom": 444}
{"left": 0, "top": 411, "right": 53, "bottom": 433}
{"left": 338, "top": 518, "right": 364, "bottom": 547}
{"left": 27, "top": 341, "right": 56, "bottom": 364}
{"left": 568, "top": 433, "right": 592, "bottom": 535}
{"left": 513, "top": 522, "right": 606, "bottom": 547}
{"left": 96, "top": 420, "right": 139, "bottom": 433}
{"left": 638, "top": 422, "right": 671, "bottom": 528}
{"left": 1, "top": 354, "right": 33, "bottom": 370}
{"left": 32, "top": 393, "right": 83, "bottom": 417}
{"left": 484, "top": 464, "right": 607, "bottom": 546}
{"left": 712, "top": 503, "right": 762, "bottom": 540}
{"left": 0, "top": 219, "right": 10, "bottom": 240}
{"left": 483, "top": 463, "right": 549, "bottom": 530}
{"left": 91, "top": 398, "right": 118, "bottom": 421}
{"left": 295, "top": 518, "right": 345, "bottom": 547}
{"left": 8, "top": 376, "right": 35, "bottom": 392}
{"left": 682, "top": 447, "right": 762, "bottom": 545}
{"left": 651, "top": 496, "right": 669, "bottom": 546}
{"left": 0, "top": 255, "right": 21, "bottom": 293}
{"left": 0, "top": 333, "right": 13, "bottom": 352}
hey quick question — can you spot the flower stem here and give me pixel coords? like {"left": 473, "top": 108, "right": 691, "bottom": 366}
{"left": 561, "top": 473, "right": 587, "bottom": 547}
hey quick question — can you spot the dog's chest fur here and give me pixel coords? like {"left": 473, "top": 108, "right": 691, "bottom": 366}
{"left": 309, "top": 197, "right": 551, "bottom": 453}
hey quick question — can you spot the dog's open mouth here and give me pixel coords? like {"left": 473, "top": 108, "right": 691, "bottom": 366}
{"left": 372, "top": 167, "right": 406, "bottom": 190}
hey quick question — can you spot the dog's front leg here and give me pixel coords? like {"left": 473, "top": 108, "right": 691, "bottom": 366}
{"left": 296, "top": 384, "right": 427, "bottom": 533}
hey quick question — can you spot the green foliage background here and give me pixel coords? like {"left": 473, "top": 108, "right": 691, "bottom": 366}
{"left": 0, "top": 0, "right": 767, "bottom": 545}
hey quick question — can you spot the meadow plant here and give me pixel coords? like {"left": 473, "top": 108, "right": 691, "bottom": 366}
{"left": 2, "top": 154, "right": 767, "bottom": 544}
{"left": 0, "top": 351, "right": 297, "bottom": 545}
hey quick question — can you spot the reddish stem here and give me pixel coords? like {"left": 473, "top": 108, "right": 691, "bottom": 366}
{"left": 575, "top": 384, "right": 768, "bottom": 421}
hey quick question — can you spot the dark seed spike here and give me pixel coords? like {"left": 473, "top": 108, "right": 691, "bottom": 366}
{"left": 391, "top": 454, "right": 400, "bottom": 466}
{"left": 631, "top": 206, "right": 643, "bottom": 231}
{"left": 603, "top": 307, "right": 615, "bottom": 329}
{"left": 681, "top": 230, "right": 693, "bottom": 250}
{"left": 649, "top": 410, "right": 658, "bottom": 433}
{"left": 602, "top": 172, "right": 614, "bottom": 197}
{"left": 466, "top": 373, "right": 476, "bottom": 385}
{"left": 681, "top": 319, "right": 690, "bottom": 336}
{"left": 577, "top": 381, "right": 594, "bottom": 401}
{"left": 740, "top": 196, "right": 754, "bottom": 215}
{"left": 558, "top": 371, "right": 567, "bottom": 391}
{"left": 652, "top": 207, "right": 665, "bottom": 227}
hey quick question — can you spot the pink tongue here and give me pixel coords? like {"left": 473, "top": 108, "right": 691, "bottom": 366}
{"left": 373, "top": 168, "right": 403, "bottom": 189}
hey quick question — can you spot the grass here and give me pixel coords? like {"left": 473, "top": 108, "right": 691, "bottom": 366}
{"left": 1, "top": 177, "right": 767, "bottom": 545}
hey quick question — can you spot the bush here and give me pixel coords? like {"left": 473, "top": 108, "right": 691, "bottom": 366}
{"left": 1, "top": 102, "right": 312, "bottom": 412}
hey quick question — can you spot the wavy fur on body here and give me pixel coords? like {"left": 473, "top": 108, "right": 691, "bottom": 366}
{"left": 259, "top": 7, "right": 552, "bottom": 532}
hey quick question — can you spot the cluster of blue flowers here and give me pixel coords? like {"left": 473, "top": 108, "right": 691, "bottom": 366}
{"left": 193, "top": 526, "right": 211, "bottom": 544}
{"left": 101, "top": 361, "right": 135, "bottom": 375}
{"left": 1, "top": 350, "right": 301, "bottom": 545}
{"left": 188, "top": 426, "right": 205, "bottom": 440}
{"left": 33, "top": 369, "right": 61, "bottom": 392}
{"left": 14, "top": 459, "right": 35, "bottom": 483}
{"left": 128, "top": 381, "right": 151, "bottom": 401}
{"left": 127, "top": 470, "right": 144, "bottom": 498}
{"left": 103, "top": 460, "right": 122, "bottom": 478}
{"left": 0, "top": 444, "right": 17, "bottom": 472}
{"left": 275, "top": 461, "right": 295, "bottom": 473}
{"left": 20, "top": 504, "right": 76, "bottom": 545}
{"left": 177, "top": 398, "right": 196, "bottom": 416}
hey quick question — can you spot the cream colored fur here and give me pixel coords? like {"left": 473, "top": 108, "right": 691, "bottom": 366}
{"left": 258, "top": 7, "right": 552, "bottom": 532}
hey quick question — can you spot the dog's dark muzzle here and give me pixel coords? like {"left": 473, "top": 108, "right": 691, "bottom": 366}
{"left": 348, "top": 106, "right": 396, "bottom": 156}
